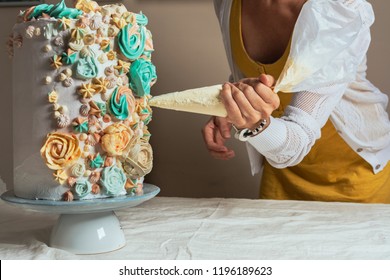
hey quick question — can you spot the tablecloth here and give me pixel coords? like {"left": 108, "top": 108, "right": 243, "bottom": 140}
{"left": 1, "top": 181, "right": 390, "bottom": 260}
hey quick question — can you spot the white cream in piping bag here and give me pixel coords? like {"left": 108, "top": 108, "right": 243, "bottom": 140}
{"left": 149, "top": 84, "right": 227, "bottom": 117}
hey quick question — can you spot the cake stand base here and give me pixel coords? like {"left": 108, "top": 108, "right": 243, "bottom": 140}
{"left": 1, "top": 183, "right": 160, "bottom": 255}
{"left": 50, "top": 211, "right": 126, "bottom": 255}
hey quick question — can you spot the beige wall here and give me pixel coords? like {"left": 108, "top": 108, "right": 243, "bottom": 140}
{"left": 0, "top": 0, "right": 389, "bottom": 198}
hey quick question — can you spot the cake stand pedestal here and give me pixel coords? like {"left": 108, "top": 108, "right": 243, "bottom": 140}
{"left": 0, "top": 183, "right": 160, "bottom": 255}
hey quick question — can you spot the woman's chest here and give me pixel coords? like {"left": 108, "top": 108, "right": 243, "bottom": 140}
{"left": 241, "top": 1, "right": 305, "bottom": 64}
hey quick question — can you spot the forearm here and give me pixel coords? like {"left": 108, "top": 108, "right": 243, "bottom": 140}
{"left": 248, "top": 112, "right": 319, "bottom": 168}
{"left": 247, "top": 84, "right": 347, "bottom": 168}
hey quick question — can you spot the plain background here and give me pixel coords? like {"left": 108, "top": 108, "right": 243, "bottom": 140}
{"left": 0, "top": 0, "right": 389, "bottom": 198}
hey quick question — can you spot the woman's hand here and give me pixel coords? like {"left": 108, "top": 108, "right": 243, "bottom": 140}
{"left": 202, "top": 116, "right": 235, "bottom": 160}
{"left": 201, "top": 74, "right": 278, "bottom": 160}
{"left": 221, "top": 74, "right": 279, "bottom": 130}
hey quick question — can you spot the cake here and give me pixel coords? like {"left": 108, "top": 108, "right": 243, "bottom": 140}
{"left": 7, "top": 0, "right": 157, "bottom": 201}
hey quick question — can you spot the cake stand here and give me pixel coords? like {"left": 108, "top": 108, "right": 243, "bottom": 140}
{"left": 0, "top": 183, "right": 160, "bottom": 255}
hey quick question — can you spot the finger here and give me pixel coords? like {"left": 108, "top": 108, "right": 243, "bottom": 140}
{"left": 202, "top": 118, "right": 228, "bottom": 152}
{"left": 232, "top": 83, "right": 261, "bottom": 120}
{"left": 214, "top": 123, "right": 228, "bottom": 147}
{"left": 259, "top": 74, "right": 275, "bottom": 88}
{"left": 234, "top": 82, "right": 265, "bottom": 113}
{"left": 250, "top": 81, "right": 279, "bottom": 106}
{"left": 209, "top": 149, "right": 235, "bottom": 160}
{"left": 214, "top": 117, "right": 231, "bottom": 139}
{"left": 237, "top": 78, "right": 276, "bottom": 105}
{"left": 220, "top": 83, "right": 244, "bottom": 123}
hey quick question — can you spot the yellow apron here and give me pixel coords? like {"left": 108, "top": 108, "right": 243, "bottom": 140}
{"left": 230, "top": 0, "right": 390, "bottom": 203}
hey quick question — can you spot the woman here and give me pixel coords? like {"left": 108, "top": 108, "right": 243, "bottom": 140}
{"left": 202, "top": 0, "right": 390, "bottom": 202}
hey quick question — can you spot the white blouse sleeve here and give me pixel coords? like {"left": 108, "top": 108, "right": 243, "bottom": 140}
{"left": 247, "top": 0, "right": 375, "bottom": 168}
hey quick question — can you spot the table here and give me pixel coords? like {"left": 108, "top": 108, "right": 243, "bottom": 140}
{"left": 1, "top": 188, "right": 390, "bottom": 260}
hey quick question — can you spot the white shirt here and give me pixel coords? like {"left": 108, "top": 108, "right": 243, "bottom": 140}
{"left": 213, "top": 0, "right": 390, "bottom": 175}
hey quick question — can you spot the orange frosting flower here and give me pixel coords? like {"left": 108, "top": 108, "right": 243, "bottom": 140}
{"left": 91, "top": 77, "right": 109, "bottom": 93}
{"left": 75, "top": 0, "right": 101, "bottom": 13}
{"left": 78, "top": 83, "right": 96, "bottom": 99}
{"left": 106, "top": 50, "right": 117, "bottom": 60}
{"left": 111, "top": 16, "right": 127, "bottom": 29}
{"left": 40, "top": 133, "right": 81, "bottom": 170}
{"left": 101, "top": 123, "right": 137, "bottom": 157}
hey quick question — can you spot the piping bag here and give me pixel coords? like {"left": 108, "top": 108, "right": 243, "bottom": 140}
{"left": 149, "top": 84, "right": 227, "bottom": 117}
{"left": 148, "top": 81, "right": 287, "bottom": 117}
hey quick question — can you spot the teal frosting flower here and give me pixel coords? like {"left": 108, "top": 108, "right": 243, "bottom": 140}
{"left": 128, "top": 58, "right": 157, "bottom": 97}
{"left": 72, "top": 118, "right": 88, "bottom": 133}
{"left": 49, "top": 0, "right": 82, "bottom": 19}
{"left": 100, "top": 165, "right": 127, "bottom": 196}
{"left": 140, "top": 108, "right": 152, "bottom": 125}
{"left": 118, "top": 23, "right": 146, "bottom": 61}
{"left": 90, "top": 153, "right": 104, "bottom": 169}
{"left": 109, "top": 87, "right": 130, "bottom": 120}
{"left": 75, "top": 57, "right": 98, "bottom": 80}
{"left": 135, "top": 12, "right": 148, "bottom": 26}
{"left": 28, "top": 4, "right": 54, "bottom": 20}
{"left": 62, "top": 51, "right": 77, "bottom": 65}
{"left": 96, "top": 102, "right": 107, "bottom": 116}
{"left": 73, "top": 179, "right": 92, "bottom": 199}
{"left": 28, "top": 0, "right": 82, "bottom": 20}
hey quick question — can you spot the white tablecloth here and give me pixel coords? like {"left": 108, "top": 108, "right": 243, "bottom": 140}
{"left": 1, "top": 188, "right": 390, "bottom": 260}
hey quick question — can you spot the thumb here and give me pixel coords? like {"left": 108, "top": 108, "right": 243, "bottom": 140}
{"left": 259, "top": 74, "right": 275, "bottom": 88}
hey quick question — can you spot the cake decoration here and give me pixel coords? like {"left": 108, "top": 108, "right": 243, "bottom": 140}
{"left": 40, "top": 133, "right": 82, "bottom": 170}
{"left": 100, "top": 165, "right": 127, "bottom": 196}
{"left": 10, "top": 0, "right": 157, "bottom": 200}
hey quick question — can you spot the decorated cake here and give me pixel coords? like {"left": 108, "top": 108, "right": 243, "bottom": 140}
{"left": 7, "top": 0, "right": 157, "bottom": 201}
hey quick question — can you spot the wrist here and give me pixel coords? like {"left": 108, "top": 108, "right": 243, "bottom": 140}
{"left": 233, "top": 118, "right": 269, "bottom": 142}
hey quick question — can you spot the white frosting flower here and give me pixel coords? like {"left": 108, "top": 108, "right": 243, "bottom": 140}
{"left": 73, "top": 179, "right": 92, "bottom": 199}
{"left": 99, "top": 165, "right": 127, "bottom": 196}
{"left": 70, "top": 163, "right": 86, "bottom": 178}
{"left": 121, "top": 140, "right": 153, "bottom": 179}
{"left": 25, "top": 26, "right": 35, "bottom": 39}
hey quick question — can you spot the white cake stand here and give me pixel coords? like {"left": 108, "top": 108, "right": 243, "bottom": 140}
{"left": 0, "top": 183, "right": 160, "bottom": 255}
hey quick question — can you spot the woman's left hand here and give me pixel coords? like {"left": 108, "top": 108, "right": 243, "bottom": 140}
{"left": 220, "top": 74, "right": 279, "bottom": 130}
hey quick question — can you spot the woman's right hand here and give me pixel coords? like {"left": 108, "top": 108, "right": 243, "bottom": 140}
{"left": 221, "top": 74, "right": 278, "bottom": 131}
{"left": 202, "top": 116, "right": 235, "bottom": 160}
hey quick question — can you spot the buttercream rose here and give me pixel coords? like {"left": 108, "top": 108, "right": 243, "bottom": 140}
{"left": 40, "top": 133, "right": 81, "bottom": 170}
{"left": 121, "top": 139, "right": 153, "bottom": 179}
{"left": 101, "top": 123, "right": 138, "bottom": 157}
{"left": 109, "top": 86, "right": 136, "bottom": 120}
{"left": 73, "top": 178, "right": 92, "bottom": 199}
{"left": 70, "top": 162, "right": 85, "bottom": 177}
{"left": 128, "top": 58, "right": 156, "bottom": 97}
{"left": 118, "top": 22, "right": 146, "bottom": 61}
{"left": 100, "top": 165, "right": 127, "bottom": 196}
